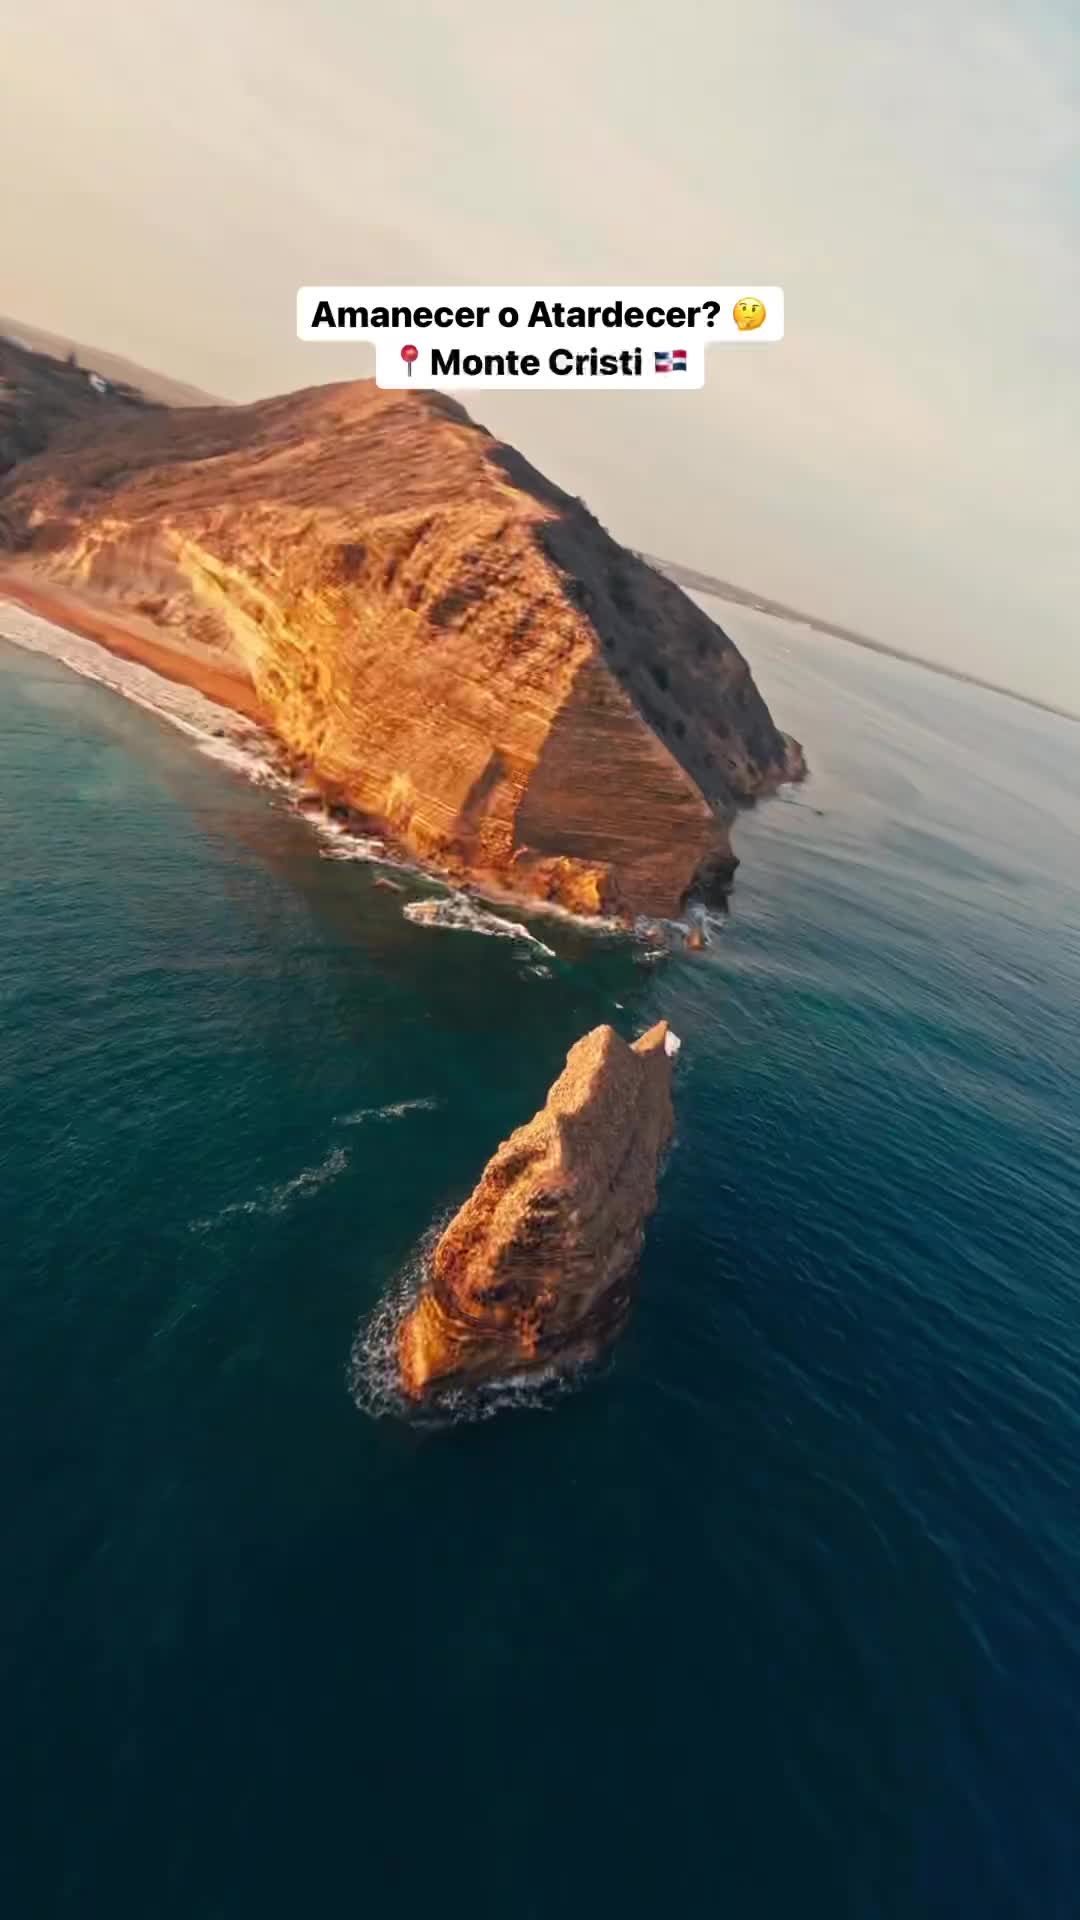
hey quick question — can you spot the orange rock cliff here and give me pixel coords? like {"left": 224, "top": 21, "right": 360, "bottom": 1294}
{"left": 0, "top": 342, "right": 804, "bottom": 918}
{"left": 398, "top": 1021, "right": 678, "bottom": 1401}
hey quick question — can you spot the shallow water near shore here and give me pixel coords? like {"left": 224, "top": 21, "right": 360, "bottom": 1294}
{"left": 3, "top": 601, "right": 1080, "bottom": 1919}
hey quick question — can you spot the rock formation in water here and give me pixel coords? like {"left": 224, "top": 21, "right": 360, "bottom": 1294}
{"left": 0, "top": 340, "right": 804, "bottom": 917}
{"left": 398, "top": 1020, "right": 678, "bottom": 1402}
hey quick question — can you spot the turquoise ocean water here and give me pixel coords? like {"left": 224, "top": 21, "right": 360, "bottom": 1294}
{"left": 2, "top": 603, "right": 1079, "bottom": 1918}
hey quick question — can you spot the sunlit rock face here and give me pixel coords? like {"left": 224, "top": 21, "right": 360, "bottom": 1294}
{"left": 398, "top": 1021, "right": 679, "bottom": 1402}
{"left": 0, "top": 373, "right": 802, "bottom": 918}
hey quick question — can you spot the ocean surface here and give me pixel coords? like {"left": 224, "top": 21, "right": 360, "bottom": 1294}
{"left": 3, "top": 601, "right": 1079, "bottom": 1919}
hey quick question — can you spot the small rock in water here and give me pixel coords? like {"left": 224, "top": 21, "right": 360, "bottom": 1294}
{"left": 396, "top": 1021, "right": 678, "bottom": 1404}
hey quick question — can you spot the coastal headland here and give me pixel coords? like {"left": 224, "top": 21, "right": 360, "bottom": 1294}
{"left": 0, "top": 336, "right": 802, "bottom": 920}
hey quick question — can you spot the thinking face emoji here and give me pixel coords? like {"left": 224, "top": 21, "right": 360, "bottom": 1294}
{"left": 733, "top": 297, "right": 766, "bottom": 331}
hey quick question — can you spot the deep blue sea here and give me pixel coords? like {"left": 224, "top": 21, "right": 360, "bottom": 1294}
{"left": 3, "top": 603, "right": 1079, "bottom": 1920}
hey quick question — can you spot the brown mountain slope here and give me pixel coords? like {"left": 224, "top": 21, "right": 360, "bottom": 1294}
{"left": 0, "top": 368, "right": 803, "bottom": 918}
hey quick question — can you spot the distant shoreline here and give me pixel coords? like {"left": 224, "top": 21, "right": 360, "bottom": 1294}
{"left": 648, "top": 555, "right": 1079, "bottom": 728}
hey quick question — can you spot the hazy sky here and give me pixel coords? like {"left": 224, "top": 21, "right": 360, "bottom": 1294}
{"left": 4, "top": 0, "right": 1078, "bottom": 706}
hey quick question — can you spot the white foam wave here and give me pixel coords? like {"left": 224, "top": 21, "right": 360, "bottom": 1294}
{"left": 318, "top": 836, "right": 388, "bottom": 862}
{"left": 0, "top": 602, "right": 274, "bottom": 777}
{"left": 336, "top": 1097, "right": 440, "bottom": 1126}
{"left": 2, "top": 602, "right": 645, "bottom": 950}
{"left": 403, "top": 893, "right": 556, "bottom": 957}
{"left": 312, "top": 814, "right": 388, "bottom": 863}
{"left": 190, "top": 1144, "right": 348, "bottom": 1232}
{"left": 0, "top": 605, "right": 424, "bottom": 881}
{"left": 186, "top": 731, "right": 285, "bottom": 786}
{"left": 264, "top": 1145, "right": 348, "bottom": 1214}
{"left": 348, "top": 1226, "right": 592, "bottom": 1428}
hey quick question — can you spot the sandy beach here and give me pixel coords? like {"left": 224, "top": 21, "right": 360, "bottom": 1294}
{"left": 0, "top": 594, "right": 273, "bottom": 783}
{"left": 0, "top": 590, "right": 656, "bottom": 948}
{"left": 0, "top": 571, "right": 264, "bottom": 723}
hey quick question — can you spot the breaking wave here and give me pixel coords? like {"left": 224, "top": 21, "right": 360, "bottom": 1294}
{"left": 336, "top": 1097, "right": 441, "bottom": 1126}
{"left": 0, "top": 603, "right": 280, "bottom": 781}
{"left": 2, "top": 602, "right": 650, "bottom": 951}
{"left": 312, "top": 816, "right": 390, "bottom": 863}
{"left": 348, "top": 1223, "right": 594, "bottom": 1429}
{"left": 190, "top": 1145, "right": 348, "bottom": 1232}
{"left": 403, "top": 894, "right": 556, "bottom": 956}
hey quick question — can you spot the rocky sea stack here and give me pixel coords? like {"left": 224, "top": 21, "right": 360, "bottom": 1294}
{"left": 0, "top": 344, "right": 803, "bottom": 920}
{"left": 398, "top": 1020, "right": 679, "bottom": 1403}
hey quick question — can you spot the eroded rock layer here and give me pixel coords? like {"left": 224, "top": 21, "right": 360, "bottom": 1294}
{"left": 0, "top": 350, "right": 803, "bottom": 916}
{"left": 398, "top": 1021, "right": 677, "bottom": 1401}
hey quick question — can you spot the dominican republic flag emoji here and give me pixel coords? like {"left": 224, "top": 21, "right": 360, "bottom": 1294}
{"left": 654, "top": 349, "right": 687, "bottom": 372}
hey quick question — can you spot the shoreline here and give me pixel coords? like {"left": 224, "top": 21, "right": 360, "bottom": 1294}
{"left": 0, "top": 571, "right": 265, "bottom": 723}
{"left": 0, "top": 596, "right": 650, "bottom": 955}
{"left": 0, "top": 597, "right": 272, "bottom": 774}
{"left": 653, "top": 557, "right": 1080, "bottom": 728}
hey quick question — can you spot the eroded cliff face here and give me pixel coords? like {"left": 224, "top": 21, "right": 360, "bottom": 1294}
{"left": 398, "top": 1021, "right": 677, "bottom": 1402}
{"left": 0, "top": 367, "right": 803, "bottom": 917}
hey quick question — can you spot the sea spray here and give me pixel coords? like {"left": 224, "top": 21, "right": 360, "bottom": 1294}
{"left": 189, "top": 1145, "right": 348, "bottom": 1233}
{"left": 0, "top": 603, "right": 279, "bottom": 779}
{"left": 403, "top": 894, "right": 557, "bottom": 955}
{"left": 348, "top": 1215, "right": 591, "bottom": 1428}
{"left": 336, "top": 1098, "right": 441, "bottom": 1126}
{"left": 0, "top": 601, "right": 640, "bottom": 947}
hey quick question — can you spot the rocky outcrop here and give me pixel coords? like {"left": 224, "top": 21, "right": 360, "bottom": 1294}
{"left": 0, "top": 357, "right": 803, "bottom": 917}
{"left": 398, "top": 1021, "right": 678, "bottom": 1402}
